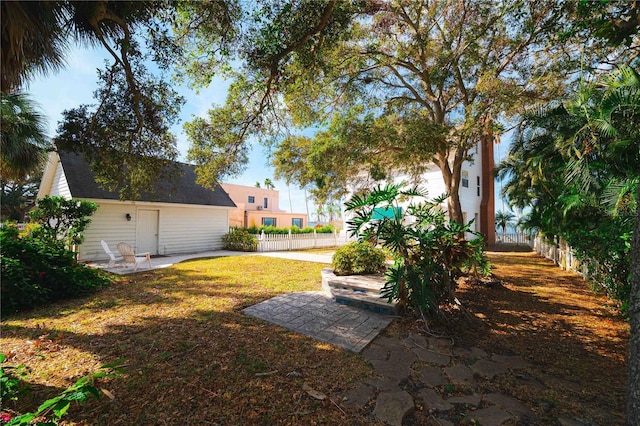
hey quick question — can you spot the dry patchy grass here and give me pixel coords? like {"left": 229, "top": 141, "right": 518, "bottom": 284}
{"left": 2, "top": 251, "right": 630, "bottom": 425}
{"left": 1, "top": 255, "right": 374, "bottom": 425}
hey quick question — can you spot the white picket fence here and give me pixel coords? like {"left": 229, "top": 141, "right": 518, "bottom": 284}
{"left": 255, "top": 230, "right": 355, "bottom": 252}
{"left": 533, "top": 235, "right": 585, "bottom": 275}
{"left": 495, "top": 232, "right": 535, "bottom": 246}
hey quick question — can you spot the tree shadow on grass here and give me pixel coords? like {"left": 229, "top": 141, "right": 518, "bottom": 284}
{"left": 1, "top": 257, "right": 371, "bottom": 425}
{"left": 3, "top": 309, "right": 373, "bottom": 425}
{"left": 451, "top": 251, "right": 628, "bottom": 425}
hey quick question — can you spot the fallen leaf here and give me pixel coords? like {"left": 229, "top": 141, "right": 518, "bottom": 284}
{"left": 302, "top": 383, "right": 326, "bottom": 400}
{"left": 101, "top": 388, "right": 115, "bottom": 400}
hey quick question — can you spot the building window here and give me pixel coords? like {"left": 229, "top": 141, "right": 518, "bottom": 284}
{"left": 461, "top": 170, "right": 469, "bottom": 188}
{"left": 263, "top": 197, "right": 268, "bottom": 208}
{"left": 477, "top": 176, "right": 480, "bottom": 197}
{"left": 262, "top": 217, "right": 276, "bottom": 227}
{"left": 248, "top": 196, "right": 255, "bottom": 203}
{"left": 292, "top": 218, "right": 303, "bottom": 228}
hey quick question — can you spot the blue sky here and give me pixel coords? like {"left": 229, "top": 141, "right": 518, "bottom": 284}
{"left": 26, "top": 46, "right": 313, "bottom": 216}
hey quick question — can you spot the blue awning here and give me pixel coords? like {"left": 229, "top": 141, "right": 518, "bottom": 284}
{"left": 372, "top": 206, "right": 402, "bottom": 220}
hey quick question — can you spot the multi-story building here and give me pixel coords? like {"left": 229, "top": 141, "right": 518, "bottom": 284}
{"left": 343, "top": 139, "right": 495, "bottom": 244}
{"left": 220, "top": 183, "right": 308, "bottom": 229}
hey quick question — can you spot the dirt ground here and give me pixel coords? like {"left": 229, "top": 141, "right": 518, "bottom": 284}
{"left": 386, "top": 250, "right": 629, "bottom": 425}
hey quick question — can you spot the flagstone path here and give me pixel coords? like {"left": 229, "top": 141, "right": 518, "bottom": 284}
{"left": 345, "top": 333, "right": 537, "bottom": 425}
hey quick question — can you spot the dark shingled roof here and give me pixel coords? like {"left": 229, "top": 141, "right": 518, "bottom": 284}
{"left": 58, "top": 150, "right": 236, "bottom": 208}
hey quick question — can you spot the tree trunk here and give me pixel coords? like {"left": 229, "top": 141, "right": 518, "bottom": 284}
{"left": 626, "top": 184, "right": 640, "bottom": 425}
{"left": 437, "top": 153, "right": 465, "bottom": 225}
{"left": 446, "top": 191, "right": 464, "bottom": 225}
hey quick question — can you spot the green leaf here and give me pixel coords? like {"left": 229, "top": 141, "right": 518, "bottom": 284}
{"left": 52, "top": 400, "right": 71, "bottom": 418}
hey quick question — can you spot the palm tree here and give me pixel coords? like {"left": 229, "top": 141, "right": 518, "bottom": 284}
{"left": 495, "top": 210, "right": 515, "bottom": 238}
{"left": 263, "top": 178, "right": 275, "bottom": 190}
{"left": 500, "top": 65, "right": 640, "bottom": 421}
{"left": 1, "top": 1, "right": 68, "bottom": 93}
{"left": 1, "top": 93, "right": 49, "bottom": 181}
{"left": 1, "top": 1, "right": 163, "bottom": 94}
{"left": 565, "top": 66, "right": 640, "bottom": 421}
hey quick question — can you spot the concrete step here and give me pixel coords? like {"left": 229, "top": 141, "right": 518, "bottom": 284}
{"left": 321, "top": 268, "right": 398, "bottom": 315}
{"left": 325, "top": 273, "right": 387, "bottom": 294}
{"left": 331, "top": 288, "right": 399, "bottom": 315}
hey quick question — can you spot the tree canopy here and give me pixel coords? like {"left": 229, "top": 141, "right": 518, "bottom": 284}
{"left": 0, "top": 0, "right": 234, "bottom": 198}
{"left": 184, "top": 0, "right": 635, "bottom": 224}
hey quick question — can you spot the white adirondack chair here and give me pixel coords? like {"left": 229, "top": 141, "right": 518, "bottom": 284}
{"left": 101, "top": 240, "right": 123, "bottom": 267}
{"left": 116, "top": 242, "right": 152, "bottom": 271}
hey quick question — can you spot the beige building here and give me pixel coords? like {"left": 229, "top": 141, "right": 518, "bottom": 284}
{"left": 220, "top": 183, "right": 308, "bottom": 229}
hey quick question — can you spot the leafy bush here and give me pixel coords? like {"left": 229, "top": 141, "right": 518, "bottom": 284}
{"left": 314, "top": 225, "right": 334, "bottom": 234}
{"left": 4, "top": 359, "right": 123, "bottom": 426}
{"left": 0, "top": 224, "right": 112, "bottom": 313}
{"left": 0, "top": 354, "right": 30, "bottom": 406}
{"left": 332, "top": 242, "right": 387, "bottom": 275}
{"left": 222, "top": 229, "right": 258, "bottom": 252}
{"left": 346, "top": 183, "right": 489, "bottom": 315}
{"left": 28, "top": 196, "right": 98, "bottom": 251}
{"left": 243, "top": 225, "right": 335, "bottom": 235}
{"left": 561, "top": 215, "right": 632, "bottom": 309}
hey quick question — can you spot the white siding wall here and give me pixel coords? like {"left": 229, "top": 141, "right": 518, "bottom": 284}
{"left": 50, "top": 162, "right": 71, "bottom": 198}
{"left": 78, "top": 201, "right": 231, "bottom": 262}
{"left": 459, "top": 143, "right": 483, "bottom": 231}
{"left": 79, "top": 202, "right": 140, "bottom": 261}
{"left": 157, "top": 205, "right": 229, "bottom": 255}
{"left": 418, "top": 168, "right": 448, "bottom": 200}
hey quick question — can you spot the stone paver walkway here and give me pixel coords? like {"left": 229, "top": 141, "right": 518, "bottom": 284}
{"left": 242, "top": 291, "right": 394, "bottom": 353}
{"left": 344, "top": 333, "right": 537, "bottom": 426}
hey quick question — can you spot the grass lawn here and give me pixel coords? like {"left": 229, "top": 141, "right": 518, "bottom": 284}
{"left": 1, "top": 255, "right": 374, "bottom": 425}
{"left": 1, "top": 251, "right": 630, "bottom": 425}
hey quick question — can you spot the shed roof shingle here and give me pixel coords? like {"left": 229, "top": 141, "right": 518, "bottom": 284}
{"left": 58, "top": 150, "right": 236, "bottom": 208}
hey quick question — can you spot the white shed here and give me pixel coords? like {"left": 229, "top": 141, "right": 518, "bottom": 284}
{"left": 38, "top": 151, "right": 237, "bottom": 262}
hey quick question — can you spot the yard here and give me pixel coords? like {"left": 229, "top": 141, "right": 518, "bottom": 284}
{"left": 1, "top": 251, "right": 630, "bottom": 425}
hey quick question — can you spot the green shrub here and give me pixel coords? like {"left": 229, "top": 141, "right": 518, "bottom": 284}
{"left": 222, "top": 229, "right": 258, "bottom": 252}
{"left": 0, "top": 225, "right": 112, "bottom": 314}
{"left": 314, "top": 225, "right": 334, "bottom": 234}
{"left": 332, "top": 242, "right": 387, "bottom": 275}
{"left": 345, "top": 183, "right": 489, "bottom": 315}
{"left": 28, "top": 196, "right": 98, "bottom": 251}
{"left": 0, "top": 354, "right": 29, "bottom": 406}
{"left": 243, "top": 225, "right": 334, "bottom": 235}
